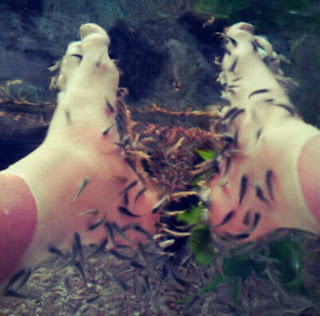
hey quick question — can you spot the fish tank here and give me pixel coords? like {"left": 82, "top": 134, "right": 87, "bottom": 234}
{"left": 0, "top": 0, "right": 319, "bottom": 315}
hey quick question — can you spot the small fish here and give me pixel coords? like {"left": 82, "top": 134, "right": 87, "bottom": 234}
{"left": 115, "top": 278, "right": 129, "bottom": 292}
{"left": 214, "top": 210, "right": 235, "bottom": 228}
{"left": 249, "top": 89, "right": 270, "bottom": 99}
{"left": 115, "top": 244, "right": 131, "bottom": 250}
{"left": 78, "top": 209, "right": 99, "bottom": 217}
{"left": 274, "top": 103, "right": 296, "bottom": 115}
{"left": 86, "top": 294, "right": 101, "bottom": 303}
{"left": 48, "top": 246, "right": 65, "bottom": 258}
{"left": 194, "top": 159, "right": 220, "bottom": 175}
{"left": 114, "top": 142, "right": 126, "bottom": 148}
{"left": 118, "top": 180, "right": 138, "bottom": 198}
{"left": 228, "top": 85, "right": 240, "bottom": 89}
{"left": 229, "top": 108, "right": 245, "bottom": 123}
{"left": 242, "top": 211, "right": 251, "bottom": 226}
{"left": 64, "top": 276, "right": 71, "bottom": 291}
{"left": 17, "top": 268, "right": 32, "bottom": 289}
{"left": 110, "top": 249, "right": 133, "bottom": 260}
{"left": 106, "top": 100, "right": 114, "bottom": 113}
{"left": 226, "top": 36, "right": 237, "bottom": 47}
{"left": 161, "top": 228, "right": 191, "bottom": 238}
{"left": 72, "top": 177, "right": 90, "bottom": 201}
{"left": 161, "top": 209, "right": 187, "bottom": 216}
{"left": 265, "top": 169, "right": 274, "bottom": 200}
{"left": 153, "top": 233, "right": 165, "bottom": 241}
{"left": 73, "top": 260, "right": 87, "bottom": 285}
{"left": 224, "top": 156, "right": 231, "bottom": 175}
{"left": 88, "top": 213, "right": 106, "bottom": 231}
{"left": 265, "top": 98, "right": 274, "bottom": 103}
{"left": 170, "top": 191, "right": 199, "bottom": 200}
{"left": 87, "top": 238, "right": 109, "bottom": 258}
{"left": 250, "top": 212, "right": 261, "bottom": 232}
{"left": 170, "top": 267, "right": 188, "bottom": 287}
{"left": 149, "top": 254, "right": 170, "bottom": 265}
{"left": 124, "top": 157, "right": 137, "bottom": 172}
{"left": 256, "top": 128, "right": 263, "bottom": 140}
{"left": 229, "top": 58, "right": 238, "bottom": 72}
{"left": 71, "top": 54, "right": 83, "bottom": 60}
{"left": 251, "top": 41, "right": 258, "bottom": 52}
{"left": 255, "top": 185, "right": 268, "bottom": 203}
{"left": 222, "top": 107, "right": 239, "bottom": 121}
{"left": 136, "top": 242, "right": 148, "bottom": 262}
{"left": 74, "top": 232, "right": 84, "bottom": 266}
{"left": 111, "top": 222, "right": 132, "bottom": 243}
{"left": 135, "top": 187, "right": 146, "bottom": 203}
{"left": 143, "top": 275, "right": 150, "bottom": 292}
{"left": 133, "top": 225, "right": 153, "bottom": 240}
{"left": 5, "top": 269, "right": 26, "bottom": 290}
{"left": 220, "top": 133, "right": 235, "bottom": 143}
{"left": 104, "top": 222, "right": 116, "bottom": 245}
{"left": 102, "top": 124, "right": 115, "bottom": 136}
{"left": 239, "top": 174, "right": 249, "bottom": 205}
{"left": 232, "top": 77, "right": 242, "bottom": 82}
{"left": 158, "top": 239, "right": 175, "bottom": 249}
{"left": 115, "top": 113, "right": 127, "bottom": 137}
{"left": 4, "top": 289, "right": 32, "bottom": 299}
{"left": 65, "top": 110, "right": 72, "bottom": 125}
{"left": 118, "top": 206, "right": 141, "bottom": 218}
{"left": 227, "top": 88, "right": 235, "bottom": 95}
{"left": 130, "top": 261, "right": 146, "bottom": 269}
{"left": 180, "top": 252, "right": 192, "bottom": 267}
{"left": 123, "top": 191, "right": 129, "bottom": 206}
{"left": 185, "top": 295, "right": 200, "bottom": 310}
{"left": 152, "top": 195, "right": 168, "bottom": 214}
{"left": 64, "top": 243, "right": 77, "bottom": 267}
{"left": 233, "top": 233, "right": 251, "bottom": 240}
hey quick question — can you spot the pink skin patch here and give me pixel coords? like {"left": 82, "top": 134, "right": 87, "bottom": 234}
{"left": 298, "top": 135, "right": 320, "bottom": 223}
{"left": 0, "top": 174, "right": 37, "bottom": 283}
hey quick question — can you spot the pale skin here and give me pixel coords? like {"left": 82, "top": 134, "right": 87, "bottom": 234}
{"left": 0, "top": 24, "right": 159, "bottom": 286}
{"left": 210, "top": 22, "right": 320, "bottom": 240}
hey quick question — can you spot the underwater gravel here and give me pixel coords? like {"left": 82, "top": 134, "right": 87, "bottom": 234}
{"left": 0, "top": 233, "right": 320, "bottom": 316}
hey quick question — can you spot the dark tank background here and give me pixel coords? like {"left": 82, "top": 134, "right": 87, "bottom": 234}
{"left": 0, "top": 0, "right": 319, "bottom": 315}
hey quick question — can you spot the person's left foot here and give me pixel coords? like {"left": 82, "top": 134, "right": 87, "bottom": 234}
{"left": 0, "top": 24, "right": 159, "bottom": 285}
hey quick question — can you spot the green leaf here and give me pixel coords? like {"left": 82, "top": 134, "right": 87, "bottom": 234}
{"left": 268, "top": 237, "right": 304, "bottom": 284}
{"left": 188, "top": 225, "right": 216, "bottom": 266}
{"left": 222, "top": 254, "right": 254, "bottom": 282}
{"left": 195, "top": 149, "right": 216, "bottom": 161}
{"left": 266, "top": 236, "right": 310, "bottom": 297}
{"left": 177, "top": 204, "right": 204, "bottom": 225}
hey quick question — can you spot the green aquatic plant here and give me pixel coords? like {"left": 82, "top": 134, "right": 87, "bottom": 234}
{"left": 178, "top": 147, "right": 311, "bottom": 307}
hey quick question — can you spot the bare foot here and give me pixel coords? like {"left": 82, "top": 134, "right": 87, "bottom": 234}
{"left": 0, "top": 24, "right": 159, "bottom": 286}
{"left": 209, "top": 22, "right": 320, "bottom": 240}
